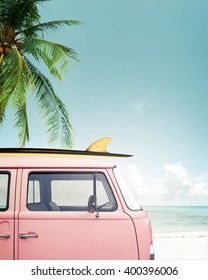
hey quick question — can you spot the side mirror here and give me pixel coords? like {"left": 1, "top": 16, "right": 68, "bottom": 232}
{"left": 87, "top": 195, "right": 97, "bottom": 213}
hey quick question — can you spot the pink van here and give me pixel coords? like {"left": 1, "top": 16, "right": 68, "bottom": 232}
{"left": 0, "top": 143, "right": 154, "bottom": 260}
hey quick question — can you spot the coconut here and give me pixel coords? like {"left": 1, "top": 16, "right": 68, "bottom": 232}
{"left": 4, "top": 47, "right": 11, "bottom": 54}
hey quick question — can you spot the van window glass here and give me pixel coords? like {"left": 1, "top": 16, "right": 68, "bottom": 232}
{"left": 0, "top": 173, "right": 9, "bottom": 211}
{"left": 27, "top": 172, "right": 117, "bottom": 211}
{"left": 28, "top": 180, "right": 41, "bottom": 203}
{"left": 113, "top": 168, "right": 142, "bottom": 211}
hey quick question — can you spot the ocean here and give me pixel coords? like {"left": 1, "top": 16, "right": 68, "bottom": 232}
{"left": 144, "top": 206, "right": 208, "bottom": 234}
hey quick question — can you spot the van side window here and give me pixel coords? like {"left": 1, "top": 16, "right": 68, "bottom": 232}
{"left": 27, "top": 172, "right": 117, "bottom": 211}
{"left": 0, "top": 173, "right": 10, "bottom": 211}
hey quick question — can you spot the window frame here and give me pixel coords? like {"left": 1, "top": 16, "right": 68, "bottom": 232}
{"left": 0, "top": 171, "right": 10, "bottom": 212}
{"left": 27, "top": 171, "right": 118, "bottom": 212}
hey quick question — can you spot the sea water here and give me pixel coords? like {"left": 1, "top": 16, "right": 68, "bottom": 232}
{"left": 144, "top": 206, "right": 208, "bottom": 233}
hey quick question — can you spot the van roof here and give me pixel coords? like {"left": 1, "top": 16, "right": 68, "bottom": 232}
{"left": 0, "top": 148, "right": 116, "bottom": 169}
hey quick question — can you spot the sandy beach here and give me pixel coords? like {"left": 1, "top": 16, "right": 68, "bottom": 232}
{"left": 153, "top": 231, "right": 208, "bottom": 260}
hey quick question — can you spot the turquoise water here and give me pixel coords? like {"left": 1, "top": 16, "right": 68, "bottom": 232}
{"left": 144, "top": 206, "right": 208, "bottom": 233}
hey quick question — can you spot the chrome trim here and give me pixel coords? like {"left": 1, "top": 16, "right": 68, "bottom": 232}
{"left": 150, "top": 244, "right": 155, "bottom": 260}
{"left": 19, "top": 233, "right": 38, "bottom": 239}
{"left": 0, "top": 233, "right": 10, "bottom": 239}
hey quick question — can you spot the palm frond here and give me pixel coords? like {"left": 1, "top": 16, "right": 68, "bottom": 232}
{"left": 24, "top": 56, "right": 74, "bottom": 147}
{"left": 0, "top": 1, "right": 78, "bottom": 147}
{"left": 0, "top": 46, "right": 32, "bottom": 145}
{"left": 0, "top": 107, "right": 6, "bottom": 124}
{"left": 14, "top": 94, "right": 29, "bottom": 147}
{"left": 0, "top": 46, "right": 32, "bottom": 95}
{"left": 0, "top": 90, "right": 10, "bottom": 125}
{"left": 0, "top": 0, "right": 45, "bottom": 29}
{"left": 17, "top": 19, "right": 82, "bottom": 38}
{"left": 23, "top": 37, "right": 78, "bottom": 80}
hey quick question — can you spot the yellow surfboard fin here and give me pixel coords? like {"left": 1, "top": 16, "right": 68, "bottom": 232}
{"left": 86, "top": 137, "right": 112, "bottom": 153}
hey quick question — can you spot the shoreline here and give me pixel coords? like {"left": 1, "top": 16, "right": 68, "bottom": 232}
{"left": 153, "top": 231, "right": 208, "bottom": 260}
{"left": 153, "top": 231, "right": 208, "bottom": 239}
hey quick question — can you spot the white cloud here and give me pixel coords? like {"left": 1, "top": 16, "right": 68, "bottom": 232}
{"left": 129, "top": 101, "right": 154, "bottom": 112}
{"left": 189, "top": 181, "right": 208, "bottom": 198}
{"left": 123, "top": 163, "right": 144, "bottom": 187}
{"left": 122, "top": 163, "right": 148, "bottom": 198}
{"left": 164, "top": 163, "right": 188, "bottom": 181}
{"left": 121, "top": 163, "right": 164, "bottom": 202}
{"left": 120, "top": 162, "right": 208, "bottom": 205}
{"left": 163, "top": 163, "right": 191, "bottom": 200}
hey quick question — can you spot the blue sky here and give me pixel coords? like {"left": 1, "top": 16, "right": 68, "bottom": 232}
{"left": 1, "top": 0, "right": 208, "bottom": 205}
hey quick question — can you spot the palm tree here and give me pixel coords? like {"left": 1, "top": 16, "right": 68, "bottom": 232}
{"left": 0, "top": 0, "right": 81, "bottom": 147}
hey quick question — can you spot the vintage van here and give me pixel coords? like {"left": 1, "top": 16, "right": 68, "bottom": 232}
{"left": 0, "top": 138, "right": 154, "bottom": 260}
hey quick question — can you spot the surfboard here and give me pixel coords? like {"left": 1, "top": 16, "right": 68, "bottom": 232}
{"left": 0, "top": 137, "right": 132, "bottom": 157}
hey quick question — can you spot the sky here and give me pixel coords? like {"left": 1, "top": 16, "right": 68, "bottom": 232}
{"left": 1, "top": 0, "right": 208, "bottom": 205}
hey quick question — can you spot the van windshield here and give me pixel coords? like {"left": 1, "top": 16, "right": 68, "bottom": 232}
{"left": 113, "top": 168, "right": 142, "bottom": 211}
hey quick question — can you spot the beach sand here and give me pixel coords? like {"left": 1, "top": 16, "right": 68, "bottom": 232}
{"left": 153, "top": 231, "right": 208, "bottom": 260}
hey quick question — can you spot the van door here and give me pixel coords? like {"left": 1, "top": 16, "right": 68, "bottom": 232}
{"left": 18, "top": 169, "right": 138, "bottom": 260}
{"left": 0, "top": 170, "right": 17, "bottom": 260}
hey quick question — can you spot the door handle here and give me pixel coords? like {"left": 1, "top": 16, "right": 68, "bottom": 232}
{"left": 0, "top": 233, "right": 10, "bottom": 239}
{"left": 19, "top": 233, "right": 38, "bottom": 239}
